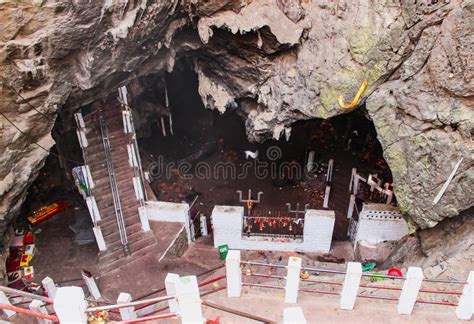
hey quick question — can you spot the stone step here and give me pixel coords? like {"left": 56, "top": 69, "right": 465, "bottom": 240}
{"left": 99, "top": 211, "right": 140, "bottom": 233}
{"left": 99, "top": 233, "right": 158, "bottom": 271}
{"left": 99, "top": 242, "right": 159, "bottom": 275}
{"left": 102, "top": 225, "right": 150, "bottom": 253}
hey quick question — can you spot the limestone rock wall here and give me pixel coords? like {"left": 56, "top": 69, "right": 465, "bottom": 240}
{"left": 0, "top": 0, "right": 472, "bottom": 233}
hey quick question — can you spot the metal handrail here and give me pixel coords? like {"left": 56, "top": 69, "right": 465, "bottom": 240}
{"left": 99, "top": 117, "right": 129, "bottom": 255}
{"left": 118, "top": 88, "right": 148, "bottom": 204}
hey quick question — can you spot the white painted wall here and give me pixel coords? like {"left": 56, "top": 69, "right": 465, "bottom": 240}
{"left": 145, "top": 201, "right": 189, "bottom": 223}
{"left": 354, "top": 203, "right": 408, "bottom": 245}
{"left": 212, "top": 206, "right": 335, "bottom": 253}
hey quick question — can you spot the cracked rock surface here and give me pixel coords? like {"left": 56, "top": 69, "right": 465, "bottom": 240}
{"left": 0, "top": 0, "right": 472, "bottom": 238}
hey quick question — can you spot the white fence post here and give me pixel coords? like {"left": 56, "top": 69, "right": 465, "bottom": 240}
{"left": 165, "top": 273, "right": 180, "bottom": 313}
{"left": 41, "top": 276, "right": 57, "bottom": 299}
{"left": 456, "top": 271, "right": 473, "bottom": 320}
{"left": 176, "top": 276, "right": 203, "bottom": 323}
{"left": 340, "top": 262, "right": 362, "bottom": 310}
{"left": 323, "top": 185, "right": 331, "bottom": 208}
{"left": 0, "top": 291, "right": 15, "bottom": 317}
{"left": 29, "top": 300, "right": 52, "bottom": 324}
{"left": 117, "top": 293, "right": 137, "bottom": 320}
{"left": 53, "top": 287, "right": 88, "bottom": 323}
{"left": 285, "top": 257, "right": 302, "bottom": 303}
{"left": 283, "top": 307, "right": 307, "bottom": 324}
{"left": 82, "top": 270, "right": 102, "bottom": 300}
{"left": 200, "top": 215, "right": 208, "bottom": 236}
{"left": 226, "top": 250, "right": 242, "bottom": 298}
{"left": 347, "top": 194, "right": 355, "bottom": 219}
{"left": 397, "top": 267, "right": 423, "bottom": 315}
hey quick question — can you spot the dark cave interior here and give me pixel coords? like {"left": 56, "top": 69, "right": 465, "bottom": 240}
{"left": 19, "top": 59, "right": 393, "bottom": 243}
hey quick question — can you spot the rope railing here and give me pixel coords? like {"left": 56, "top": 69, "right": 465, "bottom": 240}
{"left": 86, "top": 296, "right": 174, "bottom": 313}
{"left": 236, "top": 257, "right": 468, "bottom": 314}
{"left": 0, "top": 304, "right": 59, "bottom": 322}
{"left": 0, "top": 286, "right": 53, "bottom": 304}
{"left": 118, "top": 312, "right": 178, "bottom": 323}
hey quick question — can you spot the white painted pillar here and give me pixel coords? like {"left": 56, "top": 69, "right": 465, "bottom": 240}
{"left": 347, "top": 194, "right": 355, "bottom": 219}
{"left": 200, "top": 215, "right": 208, "bottom": 236}
{"left": 283, "top": 307, "right": 307, "bottom": 324}
{"left": 29, "top": 300, "right": 52, "bottom": 324}
{"left": 323, "top": 185, "right": 331, "bottom": 208}
{"left": 41, "top": 276, "right": 57, "bottom": 299}
{"left": 81, "top": 271, "right": 102, "bottom": 300}
{"left": 165, "top": 273, "right": 180, "bottom": 313}
{"left": 456, "top": 271, "right": 473, "bottom": 320}
{"left": 138, "top": 206, "right": 151, "bottom": 232}
{"left": 53, "top": 287, "right": 88, "bottom": 324}
{"left": 0, "top": 291, "right": 15, "bottom": 317}
{"left": 397, "top": 267, "right": 423, "bottom": 315}
{"left": 226, "top": 250, "right": 242, "bottom": 298}
{"left": 93, "top": 226, "right": 107, "bottom": 251}
{"left": 176, "top": 276, "right": 203, "bottom": 323}
{"left": 285, "top": 257, "right": 302, "bottom": 304}
{"left": 340, "top": 262, "right": 362, "bottom": 310}
{"left": 117, "top": 293, "right": 137, "bottom": 320}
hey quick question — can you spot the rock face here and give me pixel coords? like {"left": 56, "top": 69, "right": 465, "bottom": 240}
{"left": 0, "top": 0, "right": 472, "bottom": 235}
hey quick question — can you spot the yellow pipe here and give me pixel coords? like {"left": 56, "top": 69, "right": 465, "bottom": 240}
{"left": 338, "top": 79, "right": 369, "bottom": 110}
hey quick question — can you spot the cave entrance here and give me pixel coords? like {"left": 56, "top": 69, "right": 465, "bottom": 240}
{"left": 137, "top": 60, "right": 394, "bottom": 241}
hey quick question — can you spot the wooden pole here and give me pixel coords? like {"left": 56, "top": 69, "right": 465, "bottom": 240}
{"left": 202, "top": 300, "right": 277, "bottom": 323}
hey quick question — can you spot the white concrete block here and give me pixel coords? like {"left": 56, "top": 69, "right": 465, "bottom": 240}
{"left": 0, "top": 291, "right": 15, "bottom": 317}
{"left": 41, "top": 276, "right": 57, "bottom": 299}
{"left": 200, "top": 215, "right": 208, "bottom": 236}
{"left": 165, "top": 273, "right": 180, "bottom": 313}
{"left": 226, "top": 250, "right": 242, "bottom": 298}
{"left": 340, "top": 262, "right": 362, "bottom": 310}
{"left": 145, "top": 201, "right": 189, "bottom": 223}
{"left": 82, "top": 271, "right": 101, "bottom": 300}
{"left": 176, "top": 276, "right": 203, "bottom": 324}
{"left": 398, "top": 267, "right": 423, "bottom": 315}
{"left": 285, "top": 257, "right": 302, "bottom": 303}
{"left": 74, "top": 112, "right": 85, "bottom": 129}
{"left": 86, "top": 196, "right": 101, "bottom": 221}
{"left": 53, "top": 287, "right": 88, "bottom": 323}
{"left": 76, "top": 129, "right": 88, "bottom": 148}
{"left": 117, "top": 292, "right": 137, "bottom": 320}
{"left": 455, "top": 271, "right": 473, "bottom": 320}
{"left": 92, "top": 226, "right": 107, "bottom": 251}
{"left": 133, "top": 176, "right": 144, "bottom": 201}
{"left": 138, "top": 206, "right": 150, "bottom": 232}
{"left": 29, "top": 300, "right": 52, "bottom": 324}
{"left": 283, "top": 307, "right": 306, "bottom": 324}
